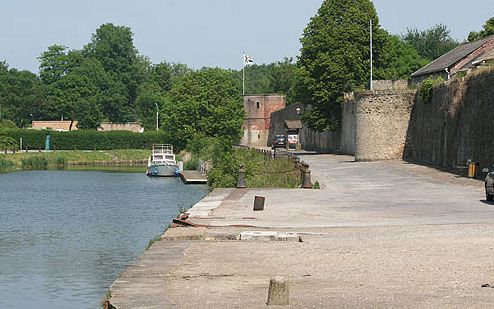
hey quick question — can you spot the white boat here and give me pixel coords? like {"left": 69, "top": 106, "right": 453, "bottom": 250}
{"left": 146, "top": 144, "right": 179, "bottom": 177}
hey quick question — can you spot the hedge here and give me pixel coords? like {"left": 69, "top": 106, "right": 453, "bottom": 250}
{"left": 0, "top": 129, "right": 167, "bottom": 150}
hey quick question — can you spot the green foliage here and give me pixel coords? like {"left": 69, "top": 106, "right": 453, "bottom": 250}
{"left": 136, "top": 82, "right": 166, "bottom": 131}
{"left": 161, "top": 68, "right": 244, "bottom": 151}
{"left": 0, "top": 157, "right": 15, "bottom": 172}
{"left": 402, "top": 24, "right": 459, "bottom": 61}
{"left": 376, "top": 34, "right": 429, "bottom": 80}
{"left": 239, "top": 58, "right": 298, "bottom": 102}
{"left": 0, "top": 120, "right": 17, "bottom": 129}
{"left": 418, "top": 76, "right": 444, "bottom": 103}
{"left": 38, "top": 45, "right": 70, "bottom": 85}
{"left": 54, "top": 155, "right": 66, "bottom": 169}
{"left": 296, "top": 0, "right": 385, "bottom": 131}
{"left": 183, "top": 156, "right": 198, "bottom": 170}
{"left": 0, "top": 129, "right": 166, "bottom": 150}
{"left": 187, "top": 136, "right": 301, "bottom": 188}
{"left": 83, "top": 23, "right": 145, "bottom": 122}
{"left": 468, "top": 17, "right": 494, "bottom": 42}
{"left": 0, "top": 135, "right": 18, "bottom": 150}
{"left": 0, "top": 65, "right": 46, "bottom": 127}
{"left": 21, "top": 155, "right": 48, "bottom": 170}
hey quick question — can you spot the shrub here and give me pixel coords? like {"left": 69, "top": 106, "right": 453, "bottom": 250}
{"left": 0, "top": 129, "right": 167, "bottom": 150}
{"left": 54, "top": 155, "right": 66, "bottom": 169}
{"left": 418, "top": 76, "right": 444, "bottom": 103}
{"left": 0, "top": 157, "right": 15, "bottom": 172}
{"left": 21, "top": 155, "right": 48, "bottom": 170}
{"left": 184, "top": 156, "right": 198, "bottom": 170}
{"left": 0, "top": 135, "right": 19, "bottom": 150}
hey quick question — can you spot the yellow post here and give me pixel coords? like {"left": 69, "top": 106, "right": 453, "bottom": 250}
{"left": 468, "top": 162, "right": 478, "bottom": 178}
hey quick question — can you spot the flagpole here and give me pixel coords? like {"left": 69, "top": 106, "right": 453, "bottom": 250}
{"left": 242, "top": 52, "right": 245, "bottom": 95}
{"left": 370, "top": 19, "right": 373, "bottom": 91}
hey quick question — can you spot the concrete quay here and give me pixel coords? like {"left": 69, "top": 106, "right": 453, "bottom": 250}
{"left": 108, "top": 154, "right": 494, "bottom": 308}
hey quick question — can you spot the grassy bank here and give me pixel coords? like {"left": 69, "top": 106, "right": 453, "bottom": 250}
{"left": 234, "top": 148, "right": 301, "bottom": 188}
{"left": 0, "top": 149, "right": 152, "bottom": 170}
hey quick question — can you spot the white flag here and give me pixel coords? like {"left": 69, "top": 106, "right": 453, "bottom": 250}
{"left": 243, "top": 54, "right": 254, "bottom": 65}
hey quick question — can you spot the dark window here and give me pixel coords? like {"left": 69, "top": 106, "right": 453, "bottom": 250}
{"left": 256, "top": 101, "right": 260, "bottom": 108}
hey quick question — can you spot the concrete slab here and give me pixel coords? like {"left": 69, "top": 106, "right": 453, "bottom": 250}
{"left": 108, "top": 240, "right": 190, "bottom": 309}
{"left": 239, "top": 231, "right": 300, "bottom": 242}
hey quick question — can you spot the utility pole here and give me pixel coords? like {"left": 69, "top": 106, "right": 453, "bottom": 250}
{"left": 370, "top": 19, "right": 373, "bottom": 91}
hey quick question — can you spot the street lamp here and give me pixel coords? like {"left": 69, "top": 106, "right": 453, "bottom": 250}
{"left": 154, "top": 103, "right": 159, "bottom": 131}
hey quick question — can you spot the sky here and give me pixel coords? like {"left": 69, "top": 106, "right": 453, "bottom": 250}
{"left": 0, "top": 0, "right": 492, "bottom": 73}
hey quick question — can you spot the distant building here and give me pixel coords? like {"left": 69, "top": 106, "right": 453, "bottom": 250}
{"left": 240, "top": 95, "right": 286, "bottom": 147}
{"left": 98, "top": 122, "right": 144, "bottom": 133}
{"left": 411, "top": 35, "right": 494, "bottom": 84}
{"left": 32, "top": 121, "right": 78, "bottom": 131}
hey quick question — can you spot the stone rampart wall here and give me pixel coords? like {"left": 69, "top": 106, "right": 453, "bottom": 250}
{"left": 406, "top": 67, "right": 494, "bottom": 169}
{"left": 353, "top": 91, "right": 415, "bottom": 161}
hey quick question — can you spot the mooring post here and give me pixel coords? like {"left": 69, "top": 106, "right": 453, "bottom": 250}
{"left": 237, "top": 164, "right": 246, "bottom": 189}
{"left": 253, "top": 196, "right": 265, "bottom": 211}
{"left": 302, "top": 164, "right": 312, "bottom": 189}
{"left": 267, "top": 276, "right": 289, "bottom": 305}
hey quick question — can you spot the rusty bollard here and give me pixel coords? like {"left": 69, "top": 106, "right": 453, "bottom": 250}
{"left": 267, "top": 276, "right": 289, "bottom": 305}
{"left": 301, "top": 164, "right": 312, "bottom": 189}
{"left": 237, "top": 164, "right": 246, "bottom": 189}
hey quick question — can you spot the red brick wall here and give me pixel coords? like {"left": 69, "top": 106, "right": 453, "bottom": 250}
{"left": 241, "top": 95, "right": 286, "bottom": 146}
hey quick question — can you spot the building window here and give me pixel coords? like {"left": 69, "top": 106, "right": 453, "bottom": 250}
{"left": 256, "top": 101, "right": 260, "bottom": 108}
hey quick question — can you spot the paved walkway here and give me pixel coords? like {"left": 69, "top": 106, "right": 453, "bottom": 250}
{"left": 109, "top": 155, "right": 494, "bottom": 308}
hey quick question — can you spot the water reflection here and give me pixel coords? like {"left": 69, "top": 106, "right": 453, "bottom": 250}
{"left": 0, "top": 170, "right": 208, "bottom": 309}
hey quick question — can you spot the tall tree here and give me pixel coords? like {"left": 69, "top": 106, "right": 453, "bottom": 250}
{"left": 0, "top": 64, "right": 46, "bottom": 127}
{"left": 402, "top": 24, "right": 458, "bottom": 61}
{"left": 44, "top": 58, "right": 106, "bottom": 129}
{"left": 468, "top": 17, "right": 494, "bottom": 42}
{"left": 161, "top": 68, "right": 244, "bottom": 150}
{"left": 296, "top": 0, "right": 385, "bottom": 131}
{"left": 83, "top": 23, "right": 144, "bottom": 122}
{"left": 38, "top": 45, "right": 70, "bottom": 85}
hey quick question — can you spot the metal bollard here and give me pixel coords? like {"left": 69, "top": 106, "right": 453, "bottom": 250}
{"left": 253, "top": 196, "right": 265, "bottom": 211}
{"left": 237, "top": 164, "right": 246, "bottom": 189}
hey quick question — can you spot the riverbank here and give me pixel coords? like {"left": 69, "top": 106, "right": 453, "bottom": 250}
{"left": 0, "top": 149, "right": 151, "bottom": 171}
{"left": 107, "top": 154, "right": 494, "bottom": 308}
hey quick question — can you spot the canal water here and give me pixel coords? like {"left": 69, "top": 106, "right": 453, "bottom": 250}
{"left": 0, "top": 170, "right": 208, "bottom": 308}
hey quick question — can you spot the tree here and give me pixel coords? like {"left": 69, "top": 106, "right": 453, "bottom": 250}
{"left": 161, "top": 68, "right": 244, "bottom": 150}
{"left": 239, "top": 58, "right": 297, "bottom": 102}
{"left": 402, "top": 24, "right": 458, "bottom": 61}
{"left": 135, "top": 82, "right": 167, "bottom": 131}
{"left": 296, "top": 0, "right": 386, "bottom": 131}
{"left": 149, "top": 62, "right": 173, "bottom": 92}
{"left": 83, "top": 23, "right": 144, "bottom": 122}
{"left": 376, "top": 34, "right": 429, "bottom": 80}
{"left": 468, "top": 17, "right": 494, "bottom": 42}
{"left": 0, "top": 64, "right": 46, "bottom": 127}
{"left": 44, "top": 58, "right": 106, "bottom": 129}
{"left": 38, "top": 45, "right": 70, "bottom": 85}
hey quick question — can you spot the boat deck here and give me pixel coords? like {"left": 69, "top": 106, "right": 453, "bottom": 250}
{"left": 180, "top": 170, "right": 208, "bottom": 184}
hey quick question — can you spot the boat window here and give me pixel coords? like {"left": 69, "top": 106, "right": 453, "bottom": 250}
{"left": 154, "top": 155, "right": 163, "bottom": 160}
{"left": 165, "top": 155, "right": 174, "bottom": 160}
